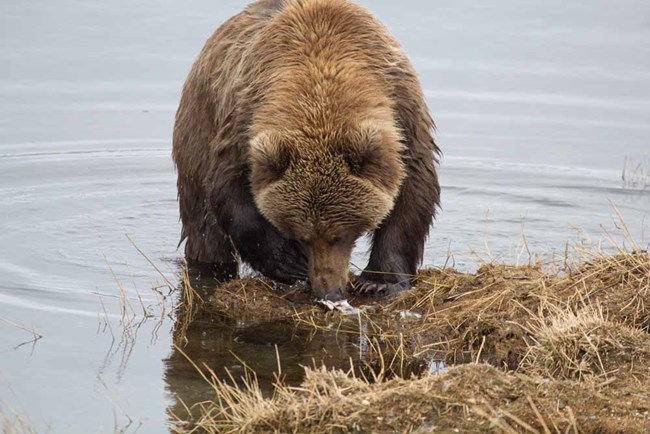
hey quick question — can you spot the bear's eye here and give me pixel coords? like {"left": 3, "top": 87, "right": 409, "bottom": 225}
{"left": 328, "top": 235, "right": 342, "bottom": 245}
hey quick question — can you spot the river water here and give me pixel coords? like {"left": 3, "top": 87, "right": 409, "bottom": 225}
{"left": 1, "top": 0, "right": 649, "bottom": 432}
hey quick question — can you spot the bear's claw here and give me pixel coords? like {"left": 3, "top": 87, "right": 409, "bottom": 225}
{"left": 350, "top": 276, "right": 408, "bottom": 297}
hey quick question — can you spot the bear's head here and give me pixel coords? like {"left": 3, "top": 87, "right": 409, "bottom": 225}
{"left": 249, "top": 120, "right": 405, "bottom": 301}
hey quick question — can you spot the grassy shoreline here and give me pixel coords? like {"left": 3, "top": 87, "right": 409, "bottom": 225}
{"left": 173, "top": 246, "right": 650, "bottom": 433}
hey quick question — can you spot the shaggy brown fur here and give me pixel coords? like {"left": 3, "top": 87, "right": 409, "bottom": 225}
{"left": 173, "top": 0, "right": 440, "bottom": 300}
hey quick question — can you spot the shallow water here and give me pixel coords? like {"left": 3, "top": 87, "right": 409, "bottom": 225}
{"left": 1, "top": 0, "right": 649, "bottom": 432}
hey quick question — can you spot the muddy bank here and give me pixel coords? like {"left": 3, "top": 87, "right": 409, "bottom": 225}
{"left": 172, "top": 249, "right": 650, "bottom": 433}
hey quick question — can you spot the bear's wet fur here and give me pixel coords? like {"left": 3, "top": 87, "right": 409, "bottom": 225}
{"left": 173, "top": 0, "right": 440, "bottom": 301}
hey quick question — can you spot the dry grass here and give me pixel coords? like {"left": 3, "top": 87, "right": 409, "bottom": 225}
{"left": 208, "top": 278, "right": 310, "bottom": 323}
{"left": 0, "top": 408, "right": 37, "bottom": 434}
{"left": 622, "top": 154, "right": 650, "bottom": 189}
{"left": 173, "top": 241, "right": 650, "bottom": 433}
{"left": 179, "top": 362, "right": 649, "bottom": 433}
{"left": 173, "top": 264, "right": 205, "bottom": 347}
{"left": 521, "top": 305, "right": 650, "bottom": 380}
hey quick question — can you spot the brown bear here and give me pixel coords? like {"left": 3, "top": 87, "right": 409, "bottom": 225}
{"left": 172, "top": 0, "right": 440, "bottom": 301}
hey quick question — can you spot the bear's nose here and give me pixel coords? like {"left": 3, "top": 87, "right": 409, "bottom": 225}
{"left": 310, "top": 274, "right": 345, "bottom": 301}
{"left": 320, "top": 277, "right": 344, "bottom": 301}
{"left": 322, "top": 286, "right": 344, "bottom": 302}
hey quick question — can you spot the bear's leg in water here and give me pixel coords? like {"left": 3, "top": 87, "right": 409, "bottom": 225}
{"left": 178, "top": 175, "right": 239, "bottom": 279}
{"left": 357, "top": 145, "right": 439, "bottom": 295}
{"left": 213, "top": 174, "right": 309, "bottom": 285}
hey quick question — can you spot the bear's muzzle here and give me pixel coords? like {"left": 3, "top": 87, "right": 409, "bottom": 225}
{"left": 306, "top": 239, "right": 353, "bottom": 302}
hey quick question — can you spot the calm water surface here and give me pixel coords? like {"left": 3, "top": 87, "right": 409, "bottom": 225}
{"left": 1, "top": 0, "right": 649, "bottom": 432}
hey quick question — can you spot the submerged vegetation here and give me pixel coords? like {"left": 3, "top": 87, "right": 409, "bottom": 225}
{"left": 170, "top": 236, "right": 650, "bottom": 433}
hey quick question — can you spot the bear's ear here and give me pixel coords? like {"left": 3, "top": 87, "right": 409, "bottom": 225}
{"left": 250, "top": 132, "right": 292, "bottom": 184}
{"left": 346, "top": 121, "right": 402, "bottom": 175}
{"left": 345, "top": 121, "right": 382, "bottom": 176}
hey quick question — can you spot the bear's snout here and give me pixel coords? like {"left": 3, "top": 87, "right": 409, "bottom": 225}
{"left": 306, "top": 240, "right": 353, "bottom": 302}
{"left": 312, "top": 273, "right": 346, "bottom": 302}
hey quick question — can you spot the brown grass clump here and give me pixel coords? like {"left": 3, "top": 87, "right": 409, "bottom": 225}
{"left": 522, "top": 306, "right": 650, "bottom": 380}
{"left": 207, "top": 278, "right": 315, "bottom": 323}
{"left": 184, "top": 363, "right": 649, "bottom": 434}
{"left": 175, "top": 247, "right": 650, "bottom": 433}
{"left": 389, "top": 262, "right": 547, "bottom": 368}
{"left": 566, "top": 250, "right": 650, "bottom": 332}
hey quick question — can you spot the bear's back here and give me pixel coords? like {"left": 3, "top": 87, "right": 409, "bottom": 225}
{"left": 174, "top": 0, "right": 423, "bottom": 184}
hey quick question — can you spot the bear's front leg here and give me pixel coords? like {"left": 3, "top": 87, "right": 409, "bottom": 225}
{"left": 224, "top": 199, "right": 309, "bottom": 285}
{"left": 354, "top": 222, "right": 416, "bottom": 296}
{"left": 354, "top": 153, "right": 440, "bottom": 296}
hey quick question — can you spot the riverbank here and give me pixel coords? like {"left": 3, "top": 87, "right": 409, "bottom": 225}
{"left": 173, "top": 246, "right": 650, "bottom": 433}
